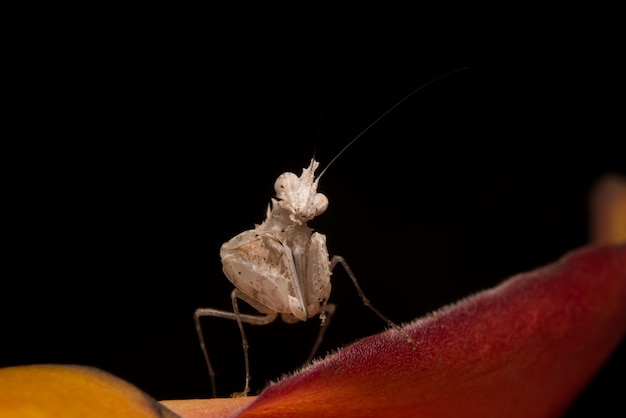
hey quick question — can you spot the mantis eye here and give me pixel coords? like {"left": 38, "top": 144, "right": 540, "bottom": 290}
{"left": 314, "top": 193, "right": 328, "bottom": 216}
{"left": 274, "top": 172, "right": 299, "bottom": 200}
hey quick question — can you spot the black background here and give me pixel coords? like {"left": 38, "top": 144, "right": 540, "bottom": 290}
{"left": 3, "top": 8, "right": 624, "bottom": 416}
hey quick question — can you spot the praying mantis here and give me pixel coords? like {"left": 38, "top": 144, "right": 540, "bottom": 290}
{"left": 194, "top": 68, "right": 468, "bottom": 397}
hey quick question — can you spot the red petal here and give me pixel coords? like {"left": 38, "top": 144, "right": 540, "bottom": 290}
{"left": 236, "top": 244, "right": 626, "bottom": 417}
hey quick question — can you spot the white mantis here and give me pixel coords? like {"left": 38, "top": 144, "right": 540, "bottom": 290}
{"left": 195, "top": 68, "right": 468, "bottom": 397}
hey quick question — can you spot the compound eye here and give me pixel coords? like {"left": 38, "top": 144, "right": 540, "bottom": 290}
{"left": 314, "top": 193, "right": 328, "bottom": 216}
{"left": 274, "top": 172, "right": 299, "bottom": 199}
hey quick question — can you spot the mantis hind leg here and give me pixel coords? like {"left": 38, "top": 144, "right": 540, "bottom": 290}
{"left": 330, "top": 255, "right": 416, "bottom": 348}
{"left": 194, "top": 288, "right": 278, "bottom": 397}
{"left": 305, "top": 302, "right": 336, "bottom": 364}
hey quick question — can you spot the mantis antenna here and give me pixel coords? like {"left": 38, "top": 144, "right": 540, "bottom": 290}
{"left": 317, "top": 66, "right": 469, "bottom": 180}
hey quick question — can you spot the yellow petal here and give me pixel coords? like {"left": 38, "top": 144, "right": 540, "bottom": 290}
{"left": 0, "top": 364, "right": 179, "bottom": 418}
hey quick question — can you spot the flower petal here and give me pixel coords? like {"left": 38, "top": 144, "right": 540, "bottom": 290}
{"left": 236, "top": 244, "right": 626, "bottom": 417}
{"left": 0, "top": 364, "right": 179, "bottom": 417}
{"left": 161, "top": 398, "right": 256, "bottom": 418}
{"left": 589, "top": 174, "right": 626, "bottom": 244}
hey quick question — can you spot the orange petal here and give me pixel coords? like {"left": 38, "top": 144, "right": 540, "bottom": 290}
{"left": 590, "top": 174, "right": 626, "bottom": 244}
{"left": 161, "top": 398, "right": 256, "bottom": 418}
{"left": 0, "top": 364, "right": 179, "bottom": 418}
